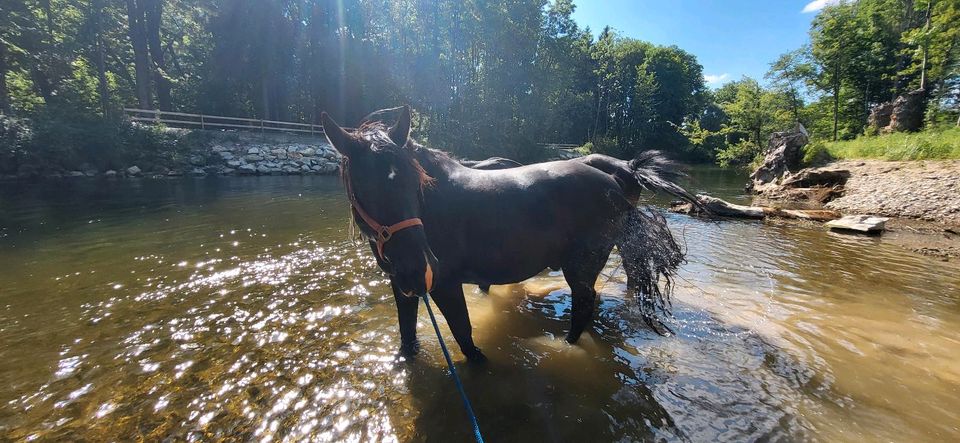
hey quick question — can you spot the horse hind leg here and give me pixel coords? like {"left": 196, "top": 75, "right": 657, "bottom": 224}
{"left": 616, "top": 208, "right": 685, "bottom": 336}
{"left": 562, "top": 244, "right": 613, "bottom": 344}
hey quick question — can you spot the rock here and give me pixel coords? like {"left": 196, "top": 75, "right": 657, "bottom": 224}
{"left": 126, "top": 166, "right": 142, "bottom": 176}
{"left": 247, "top": 147, "right": 261, "bottom": 155}
{"left": 104, "top": 170, "right": 118, "bottom": 178}
{"left": 301, "top": 148, "right": 316, "bottom": 157}
{"left": 167, "top": 170, "right": 184, "bottom": 177}
{"left": 189, "top": 155, "right": 205, "bottom": 166}
{"left": 868, "top": 102, "right": 894, "bottom": 133}
{"left": 67, "top": 171, "right": 86, "bottom": 178}
{"left": 301, "top": 164, "right": 312, "bottom": 173}
{"left": 190, "top": 168, "right": 207, "bottom": 176}
{"left": 316, "top": 161, "right": 338, "bottom": 174}
{"left": 219, "top": 151, "right": 235, "bottom": 160}
{"left": 888, "top": 89, "right": 926, "bottom": 132}
{"left": 83, "top": 169, "right": 98, "bottom": 177}
{"left": 748, "top": 124, "right": 809, "bottom": 193}
{"left": 212, "top": 145, "right": 228, "bottom": 152}
{"left": 321, "top": 148, "right": 339, "bottom": 160}
{"left": 245, "top": 154, "right": 263, "bottom": 162}
{"left": 256, "top": 164, "right": 273, "bottom": 175}
{"left": 221, "top": 167, "right": 236, "bottom": 175}
{"left": 238, "top": 164, "right": 257, "bottom": 175}
{"left": 227, "top": 160, "right": 243, "bottom": 168}
{"left": 825, "top": 215, "right": 889, "bottom": 233}
{"left": 780, "top": 168, "right": 851, "bottom": 189}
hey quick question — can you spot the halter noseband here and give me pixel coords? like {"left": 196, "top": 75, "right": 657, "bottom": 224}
{"left": 341, "top": 157, "right": 424, "bottom": 261}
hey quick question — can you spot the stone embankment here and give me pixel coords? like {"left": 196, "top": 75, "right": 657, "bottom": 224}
{"left": 204, "top": 142, "right": 340, "bottom": 177}
{"left": 3, "top": 131, "right": 342, "bottom": 179}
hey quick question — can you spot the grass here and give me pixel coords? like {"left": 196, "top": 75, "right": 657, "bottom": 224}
{"left": 821, "top": 126, "right": 960, "bottom": 161}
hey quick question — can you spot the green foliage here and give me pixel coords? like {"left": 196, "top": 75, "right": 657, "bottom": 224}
{"left": 801, "top": 141, "right": 836, "bottom": 166}
{"left": 823, "top": 127, "right": 960, "bottom": 160}
{"left": 0, "top": 114, "right": 34, "bottom": 173}
{"left": 716, "top": 139, "right": 763, "bottom": 169}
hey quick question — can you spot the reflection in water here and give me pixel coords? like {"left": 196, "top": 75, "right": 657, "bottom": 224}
{"left": 0, "top": 173, "right": 958, "bottom": 441}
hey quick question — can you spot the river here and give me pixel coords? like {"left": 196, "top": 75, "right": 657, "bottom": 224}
{"left": 1, "top": 169, "right": 958, "bottom": 441}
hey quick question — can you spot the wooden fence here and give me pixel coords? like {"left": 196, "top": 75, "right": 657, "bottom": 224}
{"left": 124, "top": 108, "right": 325, "bottom": 135}
{"left": 124, "top": 108, "right": 584, "bottom": 155}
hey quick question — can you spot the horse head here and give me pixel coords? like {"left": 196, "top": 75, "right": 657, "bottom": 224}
{"left": 321, "top": 106, "right": 438, "bottom": 297}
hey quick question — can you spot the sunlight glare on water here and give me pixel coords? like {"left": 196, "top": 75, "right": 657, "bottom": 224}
{"left": 1, "top": 172, "right": 958, "bottom": 441}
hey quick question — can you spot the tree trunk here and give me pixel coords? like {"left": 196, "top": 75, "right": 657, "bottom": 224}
{"left": 91, "top": 0, "right": 111, "bottom": 116}
{"left": 0, "top": 41, "right": 8, "bottom": 114}
{"left": 125, "top": 0, "right": 152, "bottom": 109}
{"left": 144, "top": 0, "right": 171, "bottom": 110}
{"left": 832, "top": 62, "right": 840, "bottom": 141}
{"left": 919, "top": 0, "right": 932, "bottom": 91}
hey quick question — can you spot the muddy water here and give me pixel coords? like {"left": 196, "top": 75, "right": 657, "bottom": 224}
{"left": 1, "top": 171, "right": 958, "bottom": 442}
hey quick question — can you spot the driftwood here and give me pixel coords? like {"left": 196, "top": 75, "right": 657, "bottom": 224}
{"left": 670, "top": 194, "right": 841, "bottom": 221}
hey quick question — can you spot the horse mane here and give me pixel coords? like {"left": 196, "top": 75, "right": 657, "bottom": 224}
{"left": 345, "top": 121, "right": 436, "bottom": 190}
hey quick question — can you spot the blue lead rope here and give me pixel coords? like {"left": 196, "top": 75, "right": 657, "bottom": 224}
{"left": 420, "top": 294, "right": 485, "bottom": 443}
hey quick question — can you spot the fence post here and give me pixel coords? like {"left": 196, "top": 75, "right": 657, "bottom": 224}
{"left": 260, "top": 119, "right": 264, "bottom": 134}
{"left": 200, "top": 114, "right": 205, "bottom": 130}
{"left": 155, "top": 109, "right": 160, "bottom": 125}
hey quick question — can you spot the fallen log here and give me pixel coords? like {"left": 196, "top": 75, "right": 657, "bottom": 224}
{"left": 670, "top": 194, "right": 841, "bottom": 221}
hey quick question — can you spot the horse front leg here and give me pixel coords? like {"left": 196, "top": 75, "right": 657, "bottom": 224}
{"left": 430, "top": 282, "right": 487, "bottom": 363}
{"left": 391, "top": 280, "right": 421, "bottom": 357}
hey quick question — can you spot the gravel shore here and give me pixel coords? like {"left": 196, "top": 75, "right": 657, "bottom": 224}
{"left": 825, "top": 160, "right": 960, "bottom": 227}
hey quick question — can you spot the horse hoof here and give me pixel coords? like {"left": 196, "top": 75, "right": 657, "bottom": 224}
{"left": 399, "top": 340, "right": 421, "bottom": 357}
{"left": 465, "top": 347, "right": 488, "bottom": 364}
{"left": 565, "top": 330, "right": 584, "bottom": 344}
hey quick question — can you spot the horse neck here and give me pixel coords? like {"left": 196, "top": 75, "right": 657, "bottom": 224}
{"left": 411, "top": 144, "right": 463, "bottom": 182}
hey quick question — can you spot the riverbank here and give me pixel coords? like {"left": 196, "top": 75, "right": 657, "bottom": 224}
{"left": 820, "top": 127, "right": 960, "bottom": 161}
{"left": 745, "top": 157, "right": 960, "bottom": 258}
{"left": 824, "top": 159, "right": 960, "bottom": 226}
{"left": 1, "top": 128, "right": 341, "bottom": 180}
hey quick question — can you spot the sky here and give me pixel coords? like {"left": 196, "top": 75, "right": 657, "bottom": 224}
{"left": 572, "top": 0, "right": 841, "bottom": 88}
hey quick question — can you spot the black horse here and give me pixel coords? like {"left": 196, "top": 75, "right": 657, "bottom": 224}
{"left": 321, "top": 106, "right": 697, "bottom": 361}
{"left": 459, "top": 157, "right": 524, "bottom": 170}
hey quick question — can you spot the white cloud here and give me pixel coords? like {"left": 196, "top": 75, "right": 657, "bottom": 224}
{"left": 802, "top": 0, "right": 841, "bottom": 13}
{"left": 704, "top": 73, "right": 730, "bottom": 85}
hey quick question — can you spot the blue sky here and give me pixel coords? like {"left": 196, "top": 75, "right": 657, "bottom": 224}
{"left": 572, "top": 0, "right": 839, "bottom": 88}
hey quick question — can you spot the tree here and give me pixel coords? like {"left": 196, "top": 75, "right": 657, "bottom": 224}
{"left": 125, "top": 0, "right": 152, "bottom": 109}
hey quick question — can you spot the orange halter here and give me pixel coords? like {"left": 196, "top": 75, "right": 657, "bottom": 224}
{"left": 341, "top": 157, "right": 424, "bottom": 262}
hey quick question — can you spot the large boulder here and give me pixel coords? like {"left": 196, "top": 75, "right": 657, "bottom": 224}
{"left": 867, "top": 102, "right": 894, "bottom": 133}
{"left": 126, "top": 165, "right": 142, "bottom": 176}
{"left": 888, "top": 89, "right": 926, "bottom": 132}
{"left": 748, "top": 124, "right": 809, "bottom": 193}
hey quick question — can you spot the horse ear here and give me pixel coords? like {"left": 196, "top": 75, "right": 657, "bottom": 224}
{"left": 389, "top": 105, "right": 411, "bottom": 147}
{"left": 321, "top": 112, "right": 357, "bottom": 157}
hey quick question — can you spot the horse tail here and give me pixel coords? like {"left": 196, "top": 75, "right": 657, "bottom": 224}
{"left": 616, "top": 207, "right": 685, "bottom": 335}
{"left": 627, "top": 150, "right": 703, "bottom": 209}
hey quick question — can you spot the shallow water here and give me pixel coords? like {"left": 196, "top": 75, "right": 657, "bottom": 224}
{"left": 1, "top": 171, "right": 958, "bottom": 442}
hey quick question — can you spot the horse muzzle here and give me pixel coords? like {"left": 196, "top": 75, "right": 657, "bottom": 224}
{"left": 394, "top": 250, "right": 438, "bottom": 297}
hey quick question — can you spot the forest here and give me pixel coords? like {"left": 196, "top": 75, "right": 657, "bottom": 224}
{"left": 1, "top": 0, "right": 958, "bottom": 174}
